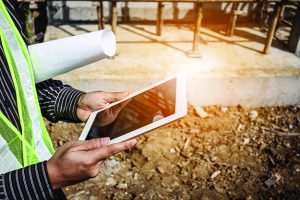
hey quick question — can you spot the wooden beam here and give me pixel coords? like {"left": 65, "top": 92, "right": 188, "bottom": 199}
{"left": 97, "top": 0, "right": 105, "bottom": 30}
{"left": 227, "top": 2, "right": 239, "bottom": 36}
{"left": 156, "top": 2, "right": 165, "bottom": 36}
{"left": 192, "top": 2, "right": 203, "bottom": 52}
{"left": 263, "top": 2, "right": 282, "bottom": 54}
{"left": 111, "top": 1, "right": 117, "bottom": 33}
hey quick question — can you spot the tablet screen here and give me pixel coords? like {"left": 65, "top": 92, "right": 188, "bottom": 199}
{"left": 86, "top": 78, "right": 176, "bottom": 140}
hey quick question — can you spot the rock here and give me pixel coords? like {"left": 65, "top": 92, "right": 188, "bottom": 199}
{"left": 58, "top": 140, "right": 64, "bottom": 146}
{"left": 221, "top": 106, "right": 228, "bottom": 113}
{"left": 211, "top": 170, "right": 221, "bottom": 179}
{"left": 69, "top": 190, "right": 90, "bottom": 200}
{"left": 194, "top": 106, "right": 209, "bottom": 118}
{"left": 173, "top": 181, "right": 180, "bottom": 187}
{"left": 249, "top": 110, "right": 258, "bottom": 121}
{"left": 183, "top": 137, "right": 191, "bottom": 150}
{"left": 116, "top": 183, "right": 128, "bottom": 189}
{"left": 126, "top": 172, "right": 133, "bottom": 177}
{"left": 211, "top": 156, "right": 218, "bottom": 162}
{"left": 74, "top": 190, "right": 87, "bottom": 196}
{"left": 237, "top": 124, "right": 245, "bottom": 132}
{"left": 241, "top": 138, "right": 250, "bottom": 145}
{"left": 133, "top": 173, "right": 139, "bottom": 180}
{"left": 157, "top": 166, "right": 165, "bottom": 174}
{"left": 264, "top": 173, "right": 281, "bottom": 188}
{"left": 169, "top": 148, "right": 176, "bottom": 153}
{"left": 190, "top": 128, "right": 200, "bottom": 134}
{"left": 100, "top": 159, "right": 122, "bottom": 176}
{"left": 105, "top": 177, "right": 117, "bottom": 186}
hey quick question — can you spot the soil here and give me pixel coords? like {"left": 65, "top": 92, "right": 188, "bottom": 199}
{"left": 46, "top": 105, "right": 300, "bottom": 200}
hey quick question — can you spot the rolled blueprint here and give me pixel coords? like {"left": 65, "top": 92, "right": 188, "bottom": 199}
{"left": 28, "top": 29, "right": 116, "bottom": 83}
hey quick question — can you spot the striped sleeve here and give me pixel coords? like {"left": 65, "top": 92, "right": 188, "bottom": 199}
{"left": 0, "top": 162, "right": 55, "bottom": 200}
{"left": 36, "top": 79, "right": 84, "bottom": 123}
{"left": 0, "top": 174, "right": 5, "bottom": 199}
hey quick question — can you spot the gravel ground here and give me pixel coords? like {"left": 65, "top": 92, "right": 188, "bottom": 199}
{"left": 46, "top": 105, "right": 300, "bottom": 200}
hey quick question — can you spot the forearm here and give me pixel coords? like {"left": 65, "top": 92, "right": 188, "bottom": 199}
{"left": 0, "top": 162, "right": 59, "bottom": 200}
{"left": 36, "top": 79, "right": 84, "bottom": 122}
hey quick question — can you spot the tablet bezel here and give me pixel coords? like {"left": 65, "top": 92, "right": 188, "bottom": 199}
{"left": 78, "top": 72, "right": 187, "bottom": 144}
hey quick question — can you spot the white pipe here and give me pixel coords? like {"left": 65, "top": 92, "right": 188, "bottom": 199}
{"left": 28, "top": 29, "right": 116, "bottom": 83}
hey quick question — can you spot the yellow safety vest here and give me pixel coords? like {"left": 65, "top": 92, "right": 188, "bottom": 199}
{"left": 0, "top": 0, "right": 54, "bottom": 174}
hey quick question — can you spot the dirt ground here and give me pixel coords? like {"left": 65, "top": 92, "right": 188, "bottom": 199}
{"left": 46, "top": 105, "right": 300, "bottom": 200}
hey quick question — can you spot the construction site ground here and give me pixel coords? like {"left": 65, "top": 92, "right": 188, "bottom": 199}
{"left": 44, "top": 24, "right": 300, "bottom": 199}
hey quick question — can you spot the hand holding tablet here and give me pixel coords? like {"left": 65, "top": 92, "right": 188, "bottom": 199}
{"left": 79, "top": 73, "right": 187, "bottom": 144}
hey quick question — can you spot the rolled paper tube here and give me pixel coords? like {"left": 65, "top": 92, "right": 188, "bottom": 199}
{"left": 28, "top": 29, "right": 116, "bottom": 83}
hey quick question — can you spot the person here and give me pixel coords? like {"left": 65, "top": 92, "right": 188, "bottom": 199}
{"left": 0, "top": 0, "right": 137, "bottom": 199}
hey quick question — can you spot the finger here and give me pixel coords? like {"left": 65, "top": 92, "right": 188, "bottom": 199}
{"left": 89, "top": 139, "right": 137, "bottom": 163}
{"left": 111, "top": 98, "right": 131, "bottom": 116}
{"left": 104, "top": 92, "right": 129, "bottom": 103}
{"left": 73, "top": 137, "right": 111, "bottom": 151}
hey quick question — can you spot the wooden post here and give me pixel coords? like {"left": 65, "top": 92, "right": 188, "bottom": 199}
{"left": 227, "top": 3, "right": 239, "bottom": 37}
{"left": 23, "top": 3, "right": 34, "bottom": 44}
{"left": 97, "top": 0, "right": 104, "bottom": 30}
{"left": 111, "top": 1, "right": 117, "bottom": 34}
{"left": 288, "top": 4, "right": 300, "bottom": 56}
{"left": 263, "top": 3, "right": 283, "bottom": 54}
{"left": 192, "top": 2, "right": 203, "bottom": 52}
{"left": 62, "top": 0, "right": 68, "bottom": 23}
{"left": 156, "top": 2, "right": 165, "bottom": 36}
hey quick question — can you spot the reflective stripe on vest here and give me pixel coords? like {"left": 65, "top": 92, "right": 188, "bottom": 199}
{"left": 0, "top": 0, "right": 54, "bottom": 174}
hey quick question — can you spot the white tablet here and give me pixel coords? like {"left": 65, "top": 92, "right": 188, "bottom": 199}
{"left": 79, "top": 73, "right": 187, "bottom": 144}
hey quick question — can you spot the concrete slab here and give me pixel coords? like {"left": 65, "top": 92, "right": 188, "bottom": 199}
{"left": 44, "top": 24, "right": 300, "bottom": 107}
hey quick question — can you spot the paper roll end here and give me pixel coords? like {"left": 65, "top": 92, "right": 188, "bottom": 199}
{"left": 101, "top": 29, "right": 116, "bottom": 57}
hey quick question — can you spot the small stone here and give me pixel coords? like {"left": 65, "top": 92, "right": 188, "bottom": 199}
{"left": 237, "top": 124, "right": 245, "bottom": 132}
{"left": 157, "top": 166, "right": 165, "bottom": 174}
{"left": 249, "top": 110, "right": 258, "bottom": 121}
{"left": 116, "top": 183, "right": 128, "bottom": 189}
{"left": 169, "top": 148, "right": 176, "bottom": 153}
{"left": 211, "top": 156, "right": 218, "bottom": 162}
{"left": 173, "top": 181, "right": 180, "bottom": 187}
{"left": 194, "top": 106, "right": 209, "bottom": 118}
{"left": 126, "top": 172, "right": 133, "bottom": 177}
{"left": 134, "top": 173, "right": 139, "bottom": 180}
{"left": 183, "top": 137, "right": 191, "bottom": 150}
{"left": 221, "top": 106, "right": 228, "bottom": 113}
{"left": 88, "top": 196, "right": 97, "bottom": 200}
{"left": 105, "top": 177, "right": 117, "bottom": 186}
{"left": 190, "top": 128, "right": 200, "bottom": 134}
{"left": 241, "top": 138, "right": 250, "bottom": 145}
{"left": 74, "top": 190, "right": 86, "bottom": 196}
{"left": 58, "top": 140, "right": 63, "bottom": 146}
{"left": 265, "top": 173, "right": 281, "bottom": 188}
{"left": 211, "top": 170, "right": 221, "bottom": 179}
{"left": 100, "top": 159, "right": 122, "bottom": 176}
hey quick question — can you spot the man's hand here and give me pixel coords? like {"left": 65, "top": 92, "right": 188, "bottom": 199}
{"left": 93, "top": 99, "right": 131, "bottom": 126}
{"left": 47, "top": 137, "right": 137, "bottom": 189}
{"left": 77, "top": 91, "right": 128, "bottom": 122}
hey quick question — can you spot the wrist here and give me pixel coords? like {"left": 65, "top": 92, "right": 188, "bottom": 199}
{"left": 46, "top": 160, "right": 62, "bottom": 189}
{"left": 76, "top": 93, "right": 85, "bottom": 108}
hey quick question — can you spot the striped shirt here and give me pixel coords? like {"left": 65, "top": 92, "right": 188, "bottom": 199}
{"left": 0, "top": 0, "right": 84, "bottom": 199}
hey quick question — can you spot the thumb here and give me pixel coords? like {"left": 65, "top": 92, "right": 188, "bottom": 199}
{"left": 74, "top": 137, "right": 111, "bottom": 151}
{"left": 89, "top": 139, "right": 137, "bottom": 163}
{"left": 104, "top": 92, "right": 129, "bottom": 103}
